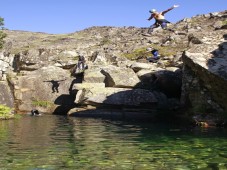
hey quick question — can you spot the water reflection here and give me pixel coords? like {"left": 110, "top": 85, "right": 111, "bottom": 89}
{"left": 0, "top": 115, "right": 227, "bottom": 169}
{"left": 0, "top": 115, "right": 75, "bottom": 169}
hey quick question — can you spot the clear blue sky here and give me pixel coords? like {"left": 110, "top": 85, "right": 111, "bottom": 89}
{"left": 1, "top": 0, "right": 227, "bottom": 34}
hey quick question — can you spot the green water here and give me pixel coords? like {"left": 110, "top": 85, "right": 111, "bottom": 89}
{"left": 0, "top": 115, "right": 227, "bottom": 170}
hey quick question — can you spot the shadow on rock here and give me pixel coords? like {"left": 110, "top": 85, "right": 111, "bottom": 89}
{"left": 53, "top": 74, "right": 83, "bottom": 115}
{"left": 135, "top": 69, "right": 182, "bottom": 99}
{"left": 53, "top": 93, "right": 77, "bottom": 115}
{"left": 43, "top": 79, "right": 66, "bottom": 93}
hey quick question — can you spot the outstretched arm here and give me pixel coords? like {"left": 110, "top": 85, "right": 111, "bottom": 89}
{"left": 161, "top": 5, "right": 179, "bottom": 15}
{"left": 147, "top": 14, "right": 154, "bottom": 21}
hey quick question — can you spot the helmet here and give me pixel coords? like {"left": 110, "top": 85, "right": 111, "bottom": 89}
{"left": 146, "top": 47, "right": 153, "bottom": 51}
{"left": 149, "top": 9, "right": 156, "bottom": 13}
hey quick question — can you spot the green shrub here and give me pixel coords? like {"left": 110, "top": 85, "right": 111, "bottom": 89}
{"left": 0, "top": 17, "right": 6, "bottom": 49}
{"left": 100, "top": 37, "right": 111, "bottom": 46}
{"left": 0, "top": 105, "right": 13, "bottom": 120}
{"left": 222, "top": 20, "right": 227, "bottom": 25}
{"left": 122, "top": 43, "right": 187, "bottom": 60}
{"left": 122, "top": 47, "right": 148, "bottom": 60}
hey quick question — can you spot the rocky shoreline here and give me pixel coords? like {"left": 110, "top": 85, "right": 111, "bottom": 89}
{"left": 0, "top": 11, "right": 227, "bottom": 126}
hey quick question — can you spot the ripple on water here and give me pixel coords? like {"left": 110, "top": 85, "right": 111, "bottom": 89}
{"left": 0, "top": 115, "right": 227, "bottom": 169}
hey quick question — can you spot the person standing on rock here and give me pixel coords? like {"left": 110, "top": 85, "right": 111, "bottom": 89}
{"left": 147, "top": 5, "right": 179, "bottom": 34}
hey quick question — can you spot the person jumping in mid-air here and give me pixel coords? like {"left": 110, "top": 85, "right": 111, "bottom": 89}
{"left": 147, "top": 5, "right": 179, "bottom": 34}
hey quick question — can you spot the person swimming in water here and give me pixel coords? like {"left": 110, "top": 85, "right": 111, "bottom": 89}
{"left": 31, "top": 109, "right": 41, "bottom": 116}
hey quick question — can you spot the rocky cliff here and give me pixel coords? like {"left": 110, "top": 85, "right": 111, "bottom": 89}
{"left": 0, "top": 11, "right": 226, "bottom": 120}
{"left": 181, "top": 26, "right": 227, "bottom": 113}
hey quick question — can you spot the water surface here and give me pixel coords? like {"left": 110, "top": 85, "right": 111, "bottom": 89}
{"left": 0, "top": 115, "right": 227, "bottom": 170}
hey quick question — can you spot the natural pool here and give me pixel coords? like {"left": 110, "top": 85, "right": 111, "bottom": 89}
{"left": 0, "top": 114, "right": 227, "bottom": 170}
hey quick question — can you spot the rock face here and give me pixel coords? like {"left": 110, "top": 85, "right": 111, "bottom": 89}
{"left": 101, "top": 65, "right": 140, "bottom": 88}
{"left": 75, "top": 88, "right": 158, "bottom": 106}
{"left": 9, "top": 66, "right": 75, "bottom": 113}
{"left": 182, "top": 36, "right": 227, "bottom": 112}
{"left": 0, "top": 10, "right": 226, "bottom": 118}
{"left": 0, "top": 81, "right": 14, "bottom": 108}
{"left": 181, "top": 11, "right": 227, "bottom": 113}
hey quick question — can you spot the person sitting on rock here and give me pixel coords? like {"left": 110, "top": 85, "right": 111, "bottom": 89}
{"left": 77, "top": 55, "right": 86, "bottom": 72}
{"left": 151, "top": 49, "right": 160, "bottom": 60}
{"left": 147, "top": 5, "right": 179, "bottom": 34}
{"left": 146, "top": 48, "right": 160, "bottom": 62}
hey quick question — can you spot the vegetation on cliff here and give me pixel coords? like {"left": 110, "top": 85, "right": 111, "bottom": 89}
{"left": 0, "top": 104, "right": 14, "bottom": 120}
{"left": 0, "top": 17, "right": 6, "bottom": 49}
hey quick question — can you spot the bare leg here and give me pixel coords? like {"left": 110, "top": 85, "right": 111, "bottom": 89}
{"left": 148, "top": 23, "right": 159, "bottom": 34}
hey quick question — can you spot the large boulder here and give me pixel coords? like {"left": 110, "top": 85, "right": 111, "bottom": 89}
{"left": 181, "top": 31, "right": 227, "bottom": 112}
{"left": 101, "top": 65, "right": 140, "bottom": 88}
{"left": 74, "top": 87, "right": 158, "bottom": 106}
{"left": 0, "top": 81, "right": 14, "bottom": 108}
{"left": 0, "top": 51, "right": 14, "bottom": 80}
{"left": 74, "top": 83, "right": 105, "bottom": 90}
{"left": 15, "top": 49, "right": 78, "bottom": 71}
{"left": 130, "top": 62, "right": 158, "bottom": 72}
{"left": 83, "top": 69, "right": 106, "bottom": 83}
{"left": 10, "top": 66, "right": 74, "bottom": 113}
